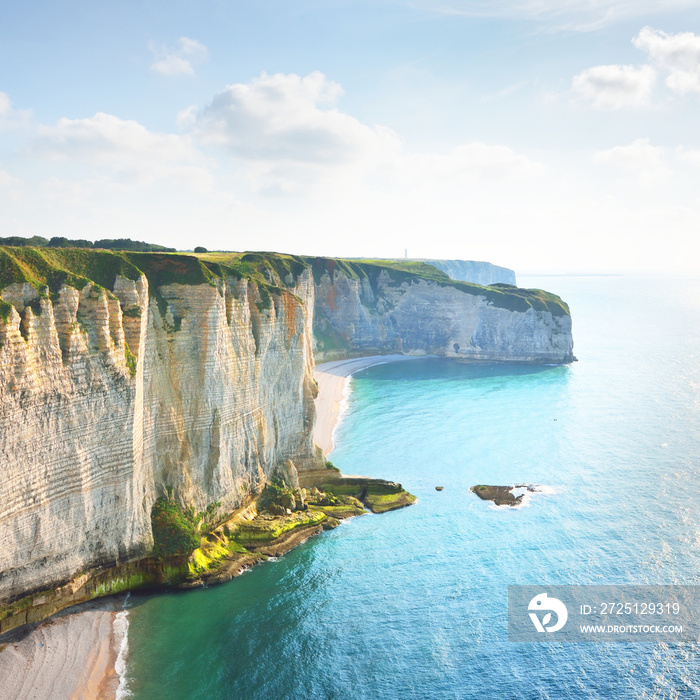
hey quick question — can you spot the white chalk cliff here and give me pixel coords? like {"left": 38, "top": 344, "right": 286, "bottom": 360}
{"left": 0, "top": 251, "right": 573, "bottom": 630}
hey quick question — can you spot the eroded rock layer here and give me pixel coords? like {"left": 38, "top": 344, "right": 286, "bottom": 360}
{"left": 308, "top": 258, "right": 573, "bottom": 363}
{"left": 0, "top": 252, "right": 317, "bottom": 610}
{"left": 0, "top": 249, "right": 573, "bottom": 626}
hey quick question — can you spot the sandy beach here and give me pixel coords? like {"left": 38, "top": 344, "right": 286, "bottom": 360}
{"left": 0, "top": 596, "right": 127, "bottom": 700}
{"left": 0, "top": 353, "right": 418, "bottom": 700}
{"left": 313, "top": 355, "right": 423, "bottom": 455}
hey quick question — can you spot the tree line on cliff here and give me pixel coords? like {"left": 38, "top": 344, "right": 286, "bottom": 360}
{"left": 0, "top": 235, "right": 175, "bottom": 252}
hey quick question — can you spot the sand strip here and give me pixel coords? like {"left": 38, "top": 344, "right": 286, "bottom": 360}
{"left": 0, "top": 596, "right": 127, "bottom": 700}
{"left": 313, "top": 355, "right": 425, "bottom": 455}
{"left": 0, "top": 353, "right": 422, "bottom": 700}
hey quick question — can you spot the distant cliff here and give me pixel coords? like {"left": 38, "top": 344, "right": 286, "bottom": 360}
{"left": 308, "top": 258, "right": 572, "bottom": 363}
{"left": 0, "top": 249, "right": 573, "bottom": 633}
{"left": 417, "top": 259, "right": 516, "bottom": 286}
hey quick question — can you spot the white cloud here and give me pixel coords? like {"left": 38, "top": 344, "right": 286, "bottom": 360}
{"left": 193, "top": 71, "right": 401, "bottom": 166}
{"left": 0, "top": 166, "right": 18, "bottom": 188}
{"left": 412, "top": 1, "right": 700, "bottom": 30}
{"left": 593, "top": 138, "right": 670, "bottom": 183}
{"left": 678, "top": 148, "right": 700, "bottom": 167}
{"left": 634, "top": 27, "right": 700, "bottom": 95}
{"left": 149, "top": 37, "right": 208, "bottom": 77}
{"left": 401, "top": 142, "right": 546, "bottom": 189}
{"left": 572, "top": 64, "right": 656, "bottom": 110}
{"left": 186, "top": 71, "right": 548, "bottom": 196}
{"left": 32, "top": 113, "right": 212, "bottom": 189}
{"left": 573, "top": 28, "right": 700, "bottom": 110}
{"left": 0, "top": 92, "right": 32, "bottom": 130}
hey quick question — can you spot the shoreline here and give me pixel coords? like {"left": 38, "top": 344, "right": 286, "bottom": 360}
{"left": 0, "top": 353, "right": 420, "bottom": 700}
{"left": 0, "top": 595, "right": 128, "bottom": 700}
{"left": 313, "top": 354, "right": 425, "bottom": 455}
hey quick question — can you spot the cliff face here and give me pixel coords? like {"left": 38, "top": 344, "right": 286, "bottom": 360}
{"left": 417, "top": 259, "right": 517, "bottom": 286}
{"left": 309, "top": 259, "right": 573, "bottom": 363}
{"left": 0, "top": 251, "right": 317, "bottom": 608}
{"left": 0, "top": 249, "right": 573, "bottom": 623}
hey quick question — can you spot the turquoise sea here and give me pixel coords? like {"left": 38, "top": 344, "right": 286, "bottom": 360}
{"left": 123, "top": 275, "right": 700, "bottom": 699}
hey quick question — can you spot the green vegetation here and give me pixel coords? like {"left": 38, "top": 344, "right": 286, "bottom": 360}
{"left": 95, "top": 238, "right": 176, "bottom": 252}
{"left": 150, "top": 497, "right": 201, "bottom": 558}
{"left": 92, "top": 571, "right": 155, "bottom": 598}
{"left": 257, "top": 478, "right": 295, "bottom": 514}
{"left": 124, "top": 252, "right": 216, "bottom": 288}
{"left": 256, "top": 284, "right": 272, "bottom": 311}
{"left": 0, "top": 246, "right": 142, "bottom": 293}
{"left": 305, "top": 256, "right": 570, "bottom": 317}
{"left": 363, "top": 488, "right": 417, "bottom": 513}
{"left": 320, "top": 478, "right": 417, "bottom": 514}
{"left": 0, "top": 235, "right": 175, "bottom": 252}
{"left": 125, "top": 344, "right": 137, "bottom": 377}
{"left": 0, "top": 247, "right": 568, "bottom": 361}
{"left": 0, "top": 299, "right": 13, "bottom": 323}
{"left": 232, "top": 510, "right": 326, "bottom": 546}
{"left": 313, "top": 321, "right": 348, "bottom": 354}
{"left": 187, "top": 535, "right": 244, "bottom": 578}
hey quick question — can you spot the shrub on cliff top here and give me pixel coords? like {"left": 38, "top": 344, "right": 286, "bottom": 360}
{"left": 151, "top": 497, "right": 200, "bottom": 558}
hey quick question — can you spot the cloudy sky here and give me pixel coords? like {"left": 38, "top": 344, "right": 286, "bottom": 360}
{"left": 1, "top": 1, "right": 699, "bottom": 272}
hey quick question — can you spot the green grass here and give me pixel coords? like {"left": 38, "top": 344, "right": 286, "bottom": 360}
{"left": 125, "top": 344, "right": 137, "bottom": 377}
{"left": 306, "top": 256, "right": 570, "bottom": 317}
{"left": 0, "top": 246, "right": 142, "bottom": 295}
{"left": 0, "top": 299, "right": 13, "bottom": 323}
{"left": 232, "top": 510, "right": 326, "bottom": 545}
{"left": 0, "top": 248, "right": 569, "bottom": 327}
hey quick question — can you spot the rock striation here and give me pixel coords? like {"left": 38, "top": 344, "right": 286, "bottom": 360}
{"left": 0, "top": 249, "right": 573, "bottom": 633}
{"left": 308, "top": 258, "right": 573, "bottom": 363}
{"left": 0, "top": 250, "right": 318, "bottom": 631}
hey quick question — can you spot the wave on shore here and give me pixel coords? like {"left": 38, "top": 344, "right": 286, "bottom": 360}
{"left": 114, "top": 594, "right": 131, "bottom": 699}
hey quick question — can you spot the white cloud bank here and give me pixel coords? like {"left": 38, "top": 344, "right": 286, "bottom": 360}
{"left": 32, "top": 112, "right": 212, "bottom": 189}
{"left": 5, "top": 72, "right": 699, "bottom": 272}
{"left": 184, "top": 70, "right": 546, "bottom": 196}
{"left": 149, "top": 37, "right": 208, "bottom": 77}
{"left": 573, "top": 27, "right": 700, "bottom": 108}
{"left": 192, "top": 71, "right": 401, "bottom": 165}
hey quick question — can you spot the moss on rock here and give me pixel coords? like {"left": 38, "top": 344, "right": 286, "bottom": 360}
{"left": 232, "top": 510, "right": 326, "bottom": 546}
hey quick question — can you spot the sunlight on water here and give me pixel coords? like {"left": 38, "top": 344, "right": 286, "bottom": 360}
{"left": 124, "top": 276, "right": 700, "bottom": 699}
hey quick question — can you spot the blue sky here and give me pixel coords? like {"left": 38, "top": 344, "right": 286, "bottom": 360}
{"left": 1, "top": 1, "right": 699, "bottom": 272}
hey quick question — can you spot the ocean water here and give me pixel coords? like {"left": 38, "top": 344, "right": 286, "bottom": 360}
{"left": 123, "top": 275, "right": 700, "bottom": 699}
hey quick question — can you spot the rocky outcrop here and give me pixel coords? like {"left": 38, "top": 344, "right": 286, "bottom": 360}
{"left": 417, "top": 259, "right": 516, "bottom": 286}
{"left": 0, "top": 250, "right": 319, "bottom": 627}
{"left": 309, "top": 259, "right": 573, "bottom": 363}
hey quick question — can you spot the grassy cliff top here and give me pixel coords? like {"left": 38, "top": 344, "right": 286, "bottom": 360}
{"left": 304, "top": 257, "right": 570, "bottom": 317}
{"left": 0, "top": 247, "right": 569, "bottom": 318}
{"left": 0, "top": 246, "right": 144, "bottom": 293}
